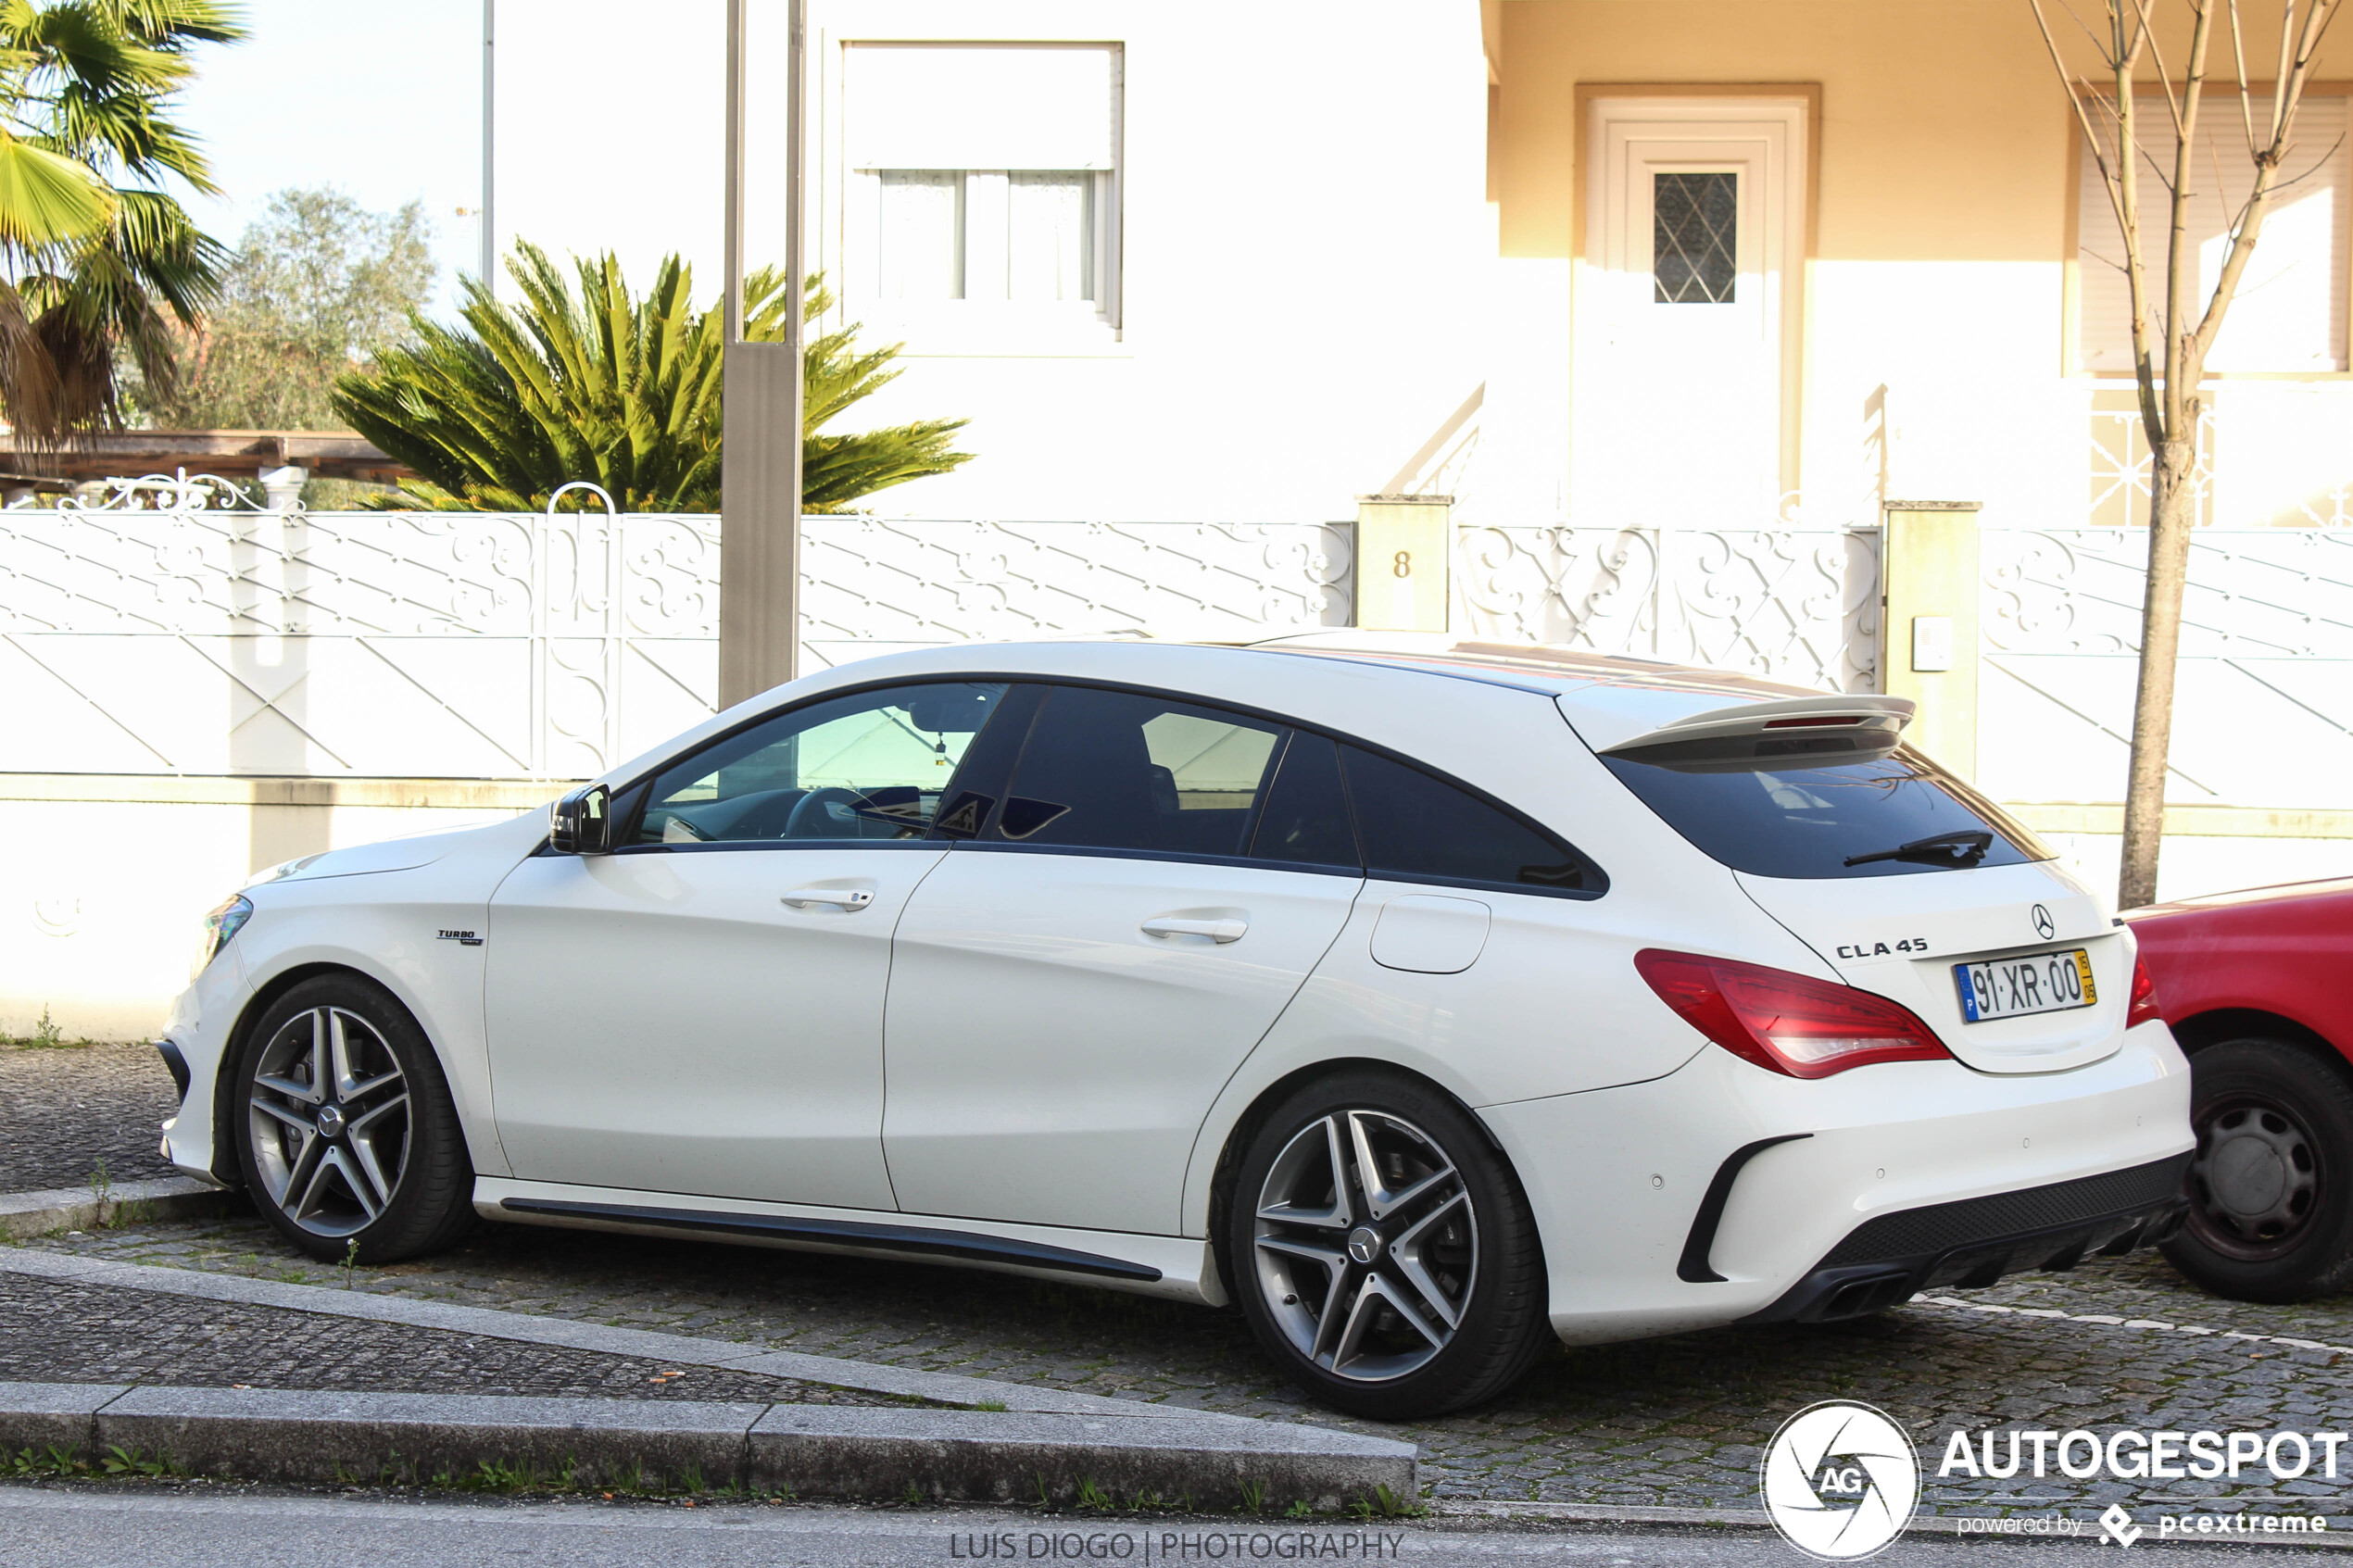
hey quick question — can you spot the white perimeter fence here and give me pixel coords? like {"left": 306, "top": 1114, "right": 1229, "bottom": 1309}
{"left": 0, "top": 491, "right": 2346, "bottom": 805}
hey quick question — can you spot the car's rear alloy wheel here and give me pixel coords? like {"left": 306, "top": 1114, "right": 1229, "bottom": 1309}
{"left": 236, "top": 975, "right": 474, "bottom": 1264}
{"left": 1229, "top": 1073, "right": 1551, "bottom": 1419}
{"left": 2164, "top": 1036, "right": 2353, "bottom": 1303}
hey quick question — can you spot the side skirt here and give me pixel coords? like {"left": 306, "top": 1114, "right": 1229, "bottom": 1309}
{"left": 472, "top": 1178, "right": 1220, "bottom": 1304}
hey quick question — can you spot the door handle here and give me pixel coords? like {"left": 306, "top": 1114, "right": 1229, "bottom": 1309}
{"left": 781, "top": 887, "right": 875, "bottom": 910}
{"left": 1141, "top": 917, "right": 1247, "bottom": 944}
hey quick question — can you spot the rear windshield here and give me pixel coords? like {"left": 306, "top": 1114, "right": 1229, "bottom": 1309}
{"left": 1600, "top": 746, "right": 2055, "bottom": 879}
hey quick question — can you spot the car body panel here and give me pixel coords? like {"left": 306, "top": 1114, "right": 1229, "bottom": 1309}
{"left": 1734, "top": 860, "right": 2131, "bottom": 1075}
{"left": 484, "top": 842, "right": 945, "bottom": 1209}
{"left": 881, "top": 847, "right": 1361, "bottom": 1234}
{"left": 2123, "top": 876, "right": 2353, "bottom": 1060}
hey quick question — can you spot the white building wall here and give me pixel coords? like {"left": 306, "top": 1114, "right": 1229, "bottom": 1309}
{"left": 490, "top": 0, "right": 1493, "bottom": 524}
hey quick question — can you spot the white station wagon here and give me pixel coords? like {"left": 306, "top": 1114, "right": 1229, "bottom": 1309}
{"left": 159, "top": 636, "right": 2194, "bottom": 1416}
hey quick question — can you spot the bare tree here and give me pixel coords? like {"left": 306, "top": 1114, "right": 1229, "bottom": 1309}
{"left": 2029, "top": 0, "right": 2339, "bottom": 908}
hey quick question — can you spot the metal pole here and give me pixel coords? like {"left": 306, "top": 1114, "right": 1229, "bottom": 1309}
{"left": 718, "top": 0, "right": 807, "bottom": 707}
{"left": 480, "top": 0, "right": 496, "bottom": 285}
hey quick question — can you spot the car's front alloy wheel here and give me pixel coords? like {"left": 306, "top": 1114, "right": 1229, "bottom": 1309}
{"left": 236, "top": 975, "right": 474, "bottom": 1263}
{"left": 1228, "top": 1072, "right": 1551, "bottom": 1419}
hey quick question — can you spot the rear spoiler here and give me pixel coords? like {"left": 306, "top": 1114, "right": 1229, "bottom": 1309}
{"left": 1596, "top": 695, "right": 1917, "bottom": 772}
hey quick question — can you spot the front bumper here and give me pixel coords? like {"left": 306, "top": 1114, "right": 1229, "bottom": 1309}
{"left": 1743, "top": 1151, "right": 2190, "bottom": 1323}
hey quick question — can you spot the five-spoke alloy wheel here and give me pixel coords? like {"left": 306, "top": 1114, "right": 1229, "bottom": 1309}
{"left": 1228, "top": 1072, "right": 1551, "bottom": 1418}
{"left": 2163, "top": 1036, "right": 2353, "bottom": 1303}
{"left": 235, "top": 975, "right": 474, "bottom": 1263}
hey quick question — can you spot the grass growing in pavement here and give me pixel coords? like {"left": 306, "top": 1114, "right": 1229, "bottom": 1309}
{"left": 3, "top": 1007, "right": 95, "bottom": 1049}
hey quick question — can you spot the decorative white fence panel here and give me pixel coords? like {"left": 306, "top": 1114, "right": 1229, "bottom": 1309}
{"left": 1, "top": 502, "right": 1353, "bottom": 780}
{"left": 1453, "top": 525, "right": 1882, "bottom": 693}
{"left": 799, "top": 517, "right": 1352, "bottom": 669}
{"left": 1979, "top": 528, "right": 2353, "bottom": 809}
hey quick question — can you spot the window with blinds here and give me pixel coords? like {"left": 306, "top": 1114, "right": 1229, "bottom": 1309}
{"left": 844, "top": 44, "right": 1120, "bottom": 322}
{"left": 2077, "top": 94, "right": 2351, "bottom": 373}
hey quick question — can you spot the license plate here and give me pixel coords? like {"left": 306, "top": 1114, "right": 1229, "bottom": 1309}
{"left": 1954, "top": 948, "right": 2097, "bottom": 1023}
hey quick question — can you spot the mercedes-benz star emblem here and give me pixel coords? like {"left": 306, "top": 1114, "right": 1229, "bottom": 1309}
{"left": 1347, "top": 1225, "right": 1384, "bottom": 1265}
{"left": 2030, "top": 904, "right": 2057, "bottom": 941}
{"left": 315, "top": 1105, "right": 346, "bottom": 1139}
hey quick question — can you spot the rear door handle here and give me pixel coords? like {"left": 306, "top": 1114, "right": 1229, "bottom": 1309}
{"left": 1141, "top": 917, "right": 1247, "bottom": 944}
{"left": 782, "top": 887, "right": 875, "bottom": 910}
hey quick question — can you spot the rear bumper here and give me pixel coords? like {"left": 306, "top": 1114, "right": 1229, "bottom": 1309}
{"left": 1481, "top": 1021, "right": 2194, "bottom": 1346}
{"left": 1742, "top": 1151, "right": 2190, "bottom": 1323}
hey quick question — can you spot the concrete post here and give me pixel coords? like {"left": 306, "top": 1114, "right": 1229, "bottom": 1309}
{"left": 259, "top": 466, "right": 307, "bottom": 512}
{"left": 1880, "top": 500, "right": 1982, "bottom": 779}
{"left": 1353, "top": 496, "right": 1453, "bottom": 632}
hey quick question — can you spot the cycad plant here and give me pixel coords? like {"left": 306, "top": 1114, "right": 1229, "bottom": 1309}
{"left": 0, "top": 0, "right": 243, "bottom": 440}
{"left": 331, "top": 243, "right": 971, "bottom": 512}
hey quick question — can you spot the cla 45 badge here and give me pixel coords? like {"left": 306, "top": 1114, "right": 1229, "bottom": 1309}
{"left": 1836, "top": 936, "right": 1930, "bottom": 959}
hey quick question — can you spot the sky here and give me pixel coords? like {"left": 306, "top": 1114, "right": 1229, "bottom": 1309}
{"left": 173, "top": 0, "right": 484, "bottom": 314}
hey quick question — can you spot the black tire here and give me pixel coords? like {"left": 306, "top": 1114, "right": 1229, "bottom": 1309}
{"left": 2161, "top": 1036, "right": 2353, "bottom": 1303}
{"left": 234, "top": 973, "right": 475, "bottom": 1264}
{"left": 1225, "top": 1070, "right": 1553, "bottom": 1419}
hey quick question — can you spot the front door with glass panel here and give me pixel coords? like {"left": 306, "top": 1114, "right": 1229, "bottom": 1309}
{"left": 484, "top": 682, "right": 1008, "bottom": 1209}
{"left": 1572, "top": 97, "right": 1806, "bottom": 527}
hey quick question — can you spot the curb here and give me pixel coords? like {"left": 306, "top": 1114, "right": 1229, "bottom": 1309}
{"left": 0, "top": 1178, "right": 234, "bottom": 1241}
{"left": 0, "top": 1382, "right": 1414, "bottom": 1509}
{"left": 0, "top": 1248, "right": 1176, "bottom": 1417}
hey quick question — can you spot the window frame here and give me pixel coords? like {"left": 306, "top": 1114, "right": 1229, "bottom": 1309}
{"left": 2065, "top": 81, "right": 2353, "bottom": 381}
{"left": 828, "top": 38, "right": 1126, "bottom": 350}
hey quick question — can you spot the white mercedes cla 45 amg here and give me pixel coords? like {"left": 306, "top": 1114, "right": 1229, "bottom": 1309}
{"left": 156, "top": 637, "right": 2193, "bottom": 1418}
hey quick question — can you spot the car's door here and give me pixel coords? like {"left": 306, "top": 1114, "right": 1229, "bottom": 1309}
{"left": 882, "top": 685, "right": 1366, "bottom": 1236}
{"left": 484, "top": 681, "right": 1010, "bottom": 1209}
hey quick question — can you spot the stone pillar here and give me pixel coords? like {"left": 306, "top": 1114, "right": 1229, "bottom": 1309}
{"left": 259, "top": 465, "right": 308, "bottom": 512}
{"left": 1880, "top": 500, "right": 1982, "bottom": 779}
{"left": 1353, "top": 495, "right": 1453, "bottom": 633}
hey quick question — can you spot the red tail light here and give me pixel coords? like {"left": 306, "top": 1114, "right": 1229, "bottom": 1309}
{"left": 2126, "top": 955, "right": 2163, "bottom": 1030}
{"left": 1635, "top": 949, "right": 1954, "bottom": 1079}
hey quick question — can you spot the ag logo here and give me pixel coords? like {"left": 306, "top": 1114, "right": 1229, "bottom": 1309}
{"left": 2031, "top": 903, "right": 2057, "bottom": 941}
{"left": 1759, "top": 1400, "right": 1919, "bottom": 1560}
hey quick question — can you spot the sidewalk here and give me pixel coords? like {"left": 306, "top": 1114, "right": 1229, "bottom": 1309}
{"left": 0, "top": 1248, "right": 1415, "bottom": 1508}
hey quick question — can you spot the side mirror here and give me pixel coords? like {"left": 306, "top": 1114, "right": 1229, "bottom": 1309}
{"left": 549, "top": 783, "right": 612, "bottom": 855}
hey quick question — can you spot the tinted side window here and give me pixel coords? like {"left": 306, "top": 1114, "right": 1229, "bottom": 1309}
{"left": 1249, "top": 733, "right": 1360, "bottom": 870}
{"left": 1339, "top": 745, "right": 1599, "bottom": 894}
{"left": 633, "top": 682, "right": 1009, "bottom": 845}
{"left": 995, "top": 686, "right": 1284, "bottom": 858}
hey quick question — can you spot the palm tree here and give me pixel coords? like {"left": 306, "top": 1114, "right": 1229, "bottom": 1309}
{"left": 0, "top": 0, "right": 244, "bottom": 441}
{"left": 331, "top": 243, "right": 972, "bottom": 513}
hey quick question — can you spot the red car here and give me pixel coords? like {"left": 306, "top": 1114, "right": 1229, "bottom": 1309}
{"left": 2125, "top": 876, "right": 2353, "bottom": 1301}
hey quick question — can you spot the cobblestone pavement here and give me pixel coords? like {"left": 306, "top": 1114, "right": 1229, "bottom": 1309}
{"left": 0, "top": 1273, "right": 895, "bottom": 1405}
{"left": 0, "top": 1044, "right": 178, "bottom": 1193}
{"left": 17, "top": 1214, "right": 2350, "bottom": 1515}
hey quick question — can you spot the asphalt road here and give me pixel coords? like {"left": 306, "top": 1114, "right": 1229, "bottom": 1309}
{"left": 3, "top": 1487, "right": 2342, "bottom": 1568}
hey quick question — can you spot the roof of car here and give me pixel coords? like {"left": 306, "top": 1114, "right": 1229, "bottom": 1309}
{"left": 1238, "top": 633, "right": 1832, "bottom": 750}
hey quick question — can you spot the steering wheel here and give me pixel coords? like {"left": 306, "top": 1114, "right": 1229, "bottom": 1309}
{"left": 784, "top": 785, "right": 870, "bottom": 839}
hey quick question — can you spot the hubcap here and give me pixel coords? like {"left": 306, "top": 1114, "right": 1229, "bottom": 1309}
{"left": 1252, "top": 1110, "right": 1478, "bottom": 1384}
{"left": 246, "top": 1006, "right": 410, "bottom": 1239}
{"left": 2186, "top": 1094, "right": 2322, "bottom": 1261}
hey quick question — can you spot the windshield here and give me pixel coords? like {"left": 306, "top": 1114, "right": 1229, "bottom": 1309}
{"left": 1600, "top": 745, "right": 2055, "bottom": 879}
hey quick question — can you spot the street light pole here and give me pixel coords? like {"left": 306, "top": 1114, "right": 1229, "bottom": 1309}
{"left": 719, "top": 0, "right": 806, "bottom": 709}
